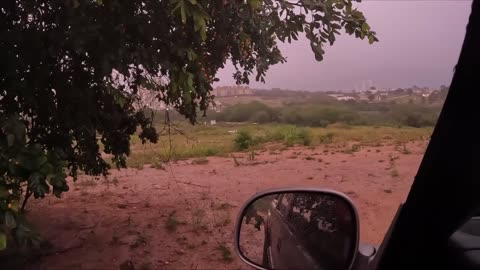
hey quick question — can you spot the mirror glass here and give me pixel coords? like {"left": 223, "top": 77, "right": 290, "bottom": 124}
{"left": 238, "top": 191, "right": 358, "bottom": 270}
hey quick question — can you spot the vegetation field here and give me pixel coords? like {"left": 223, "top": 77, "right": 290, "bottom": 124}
{"left": 125, "top": 123, "right": 433, "bottom": 168}
{"left": 26, "top": 130, "right": 430, "bottom": 269}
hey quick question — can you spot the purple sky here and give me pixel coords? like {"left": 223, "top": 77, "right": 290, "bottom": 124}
{"left": 214, "top": 1, "right": 472, "bottom": 92}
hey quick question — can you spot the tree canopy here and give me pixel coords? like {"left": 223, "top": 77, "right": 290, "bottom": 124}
{"left": 0, "top": 0, "right": 377, "bottom": 251}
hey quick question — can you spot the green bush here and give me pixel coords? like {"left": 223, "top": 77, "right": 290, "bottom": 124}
{"left": 216, "top": 102, "right": 276, "bottom": 123}
{"left": 234, "top": 130, "right": 254, "bottom": 150}
{"left": 319, "top": 132, "right": 335, "bottom": 144}
{"left": 264, "top": 126, "right": 312, "bottom": 146}
{"left": 249, "top": 111, "right": 271, "bottom": 124}
{"left": 215, "top": 100, "right": 440, "bottom": 128}
{"left": 297, "top": 128, "right": 312, "bottom": 146}
{"left": 278, "top": 105, "right": 362, "bottom": 127}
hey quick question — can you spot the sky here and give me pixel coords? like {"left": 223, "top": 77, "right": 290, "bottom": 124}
{"left": 214, "top": 0, "right": 472, "bottom": 92}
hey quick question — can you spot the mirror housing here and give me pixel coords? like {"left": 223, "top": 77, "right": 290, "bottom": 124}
{"left": 234, "top": 188, "right": 360, "bottom": 270}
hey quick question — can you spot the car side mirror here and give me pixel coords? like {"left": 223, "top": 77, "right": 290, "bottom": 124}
{"left": 234, "top": 188, "right": 360, "bottom": 270}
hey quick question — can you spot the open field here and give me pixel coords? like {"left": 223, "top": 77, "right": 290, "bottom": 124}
{"left": 22, "top": 125, "right": 431, "bottom": 270}
{"left": 125, "top": 123, "right": 432, "bottom": 168}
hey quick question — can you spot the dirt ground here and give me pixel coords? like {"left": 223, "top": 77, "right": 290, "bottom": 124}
{"left": 25, "top": 141, "right": 428, "bottom": 270}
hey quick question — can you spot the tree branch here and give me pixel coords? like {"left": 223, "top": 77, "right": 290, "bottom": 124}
{"left": 21, "top": 186, "right": 33, "bottom": 213}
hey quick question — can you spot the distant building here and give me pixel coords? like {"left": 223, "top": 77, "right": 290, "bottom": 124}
{"left": 336, "top": 96, "right": 356, "bottom": 101}
{"left": 328, "top": 94, "right": 356, "bottom": 101}
{"left": 212, "top": 86, "right": 253, "bottom": 97}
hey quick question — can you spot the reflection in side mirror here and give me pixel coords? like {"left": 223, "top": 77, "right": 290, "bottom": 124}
{"left": 235, "top": 189, "right": 359, "bottom": 270}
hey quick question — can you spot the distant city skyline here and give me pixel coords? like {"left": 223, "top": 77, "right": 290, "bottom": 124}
{"left": 214, "top": 1, "right": 471, "bottom": 92}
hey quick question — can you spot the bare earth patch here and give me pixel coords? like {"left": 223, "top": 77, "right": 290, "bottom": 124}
{"left": 26, "top": 141, "right": 427, "bottom": 269}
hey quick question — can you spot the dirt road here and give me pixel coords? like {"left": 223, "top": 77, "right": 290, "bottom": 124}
{"left": 27, "top": 141, "right": 427, "bottom": 270}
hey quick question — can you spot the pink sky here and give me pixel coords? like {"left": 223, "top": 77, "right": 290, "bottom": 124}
{"left": 214, "top": 1, "right": 472, "bottom": 91}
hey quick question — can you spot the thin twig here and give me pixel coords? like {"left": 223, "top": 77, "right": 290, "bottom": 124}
{"left": 172, "top": 179, "right": 209, "bottom": 188}
{"left": 21, "top": 187, "right": 33, "bottom": 213}
{"left": 166, "top": 162, "right": 209, "bottom": 188}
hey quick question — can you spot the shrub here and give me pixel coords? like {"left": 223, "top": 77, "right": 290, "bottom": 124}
{"left": 297, "top": 128, "right": 312, "bottom": 146}
{"left": 216, "top": 243, "right": 234, "bottom": 263}
{"left": 319, "top": 132, "right": 335, "bottom": 144}
{"left": 217, "top": 102, "right": 276, "bottom": 123}
{"left": 249, "top": 111, "right": 271, "bottom": 123}
{"left": 234, "top": 130, "right": 254, "bottom": 150}
{"left": 165, "top": 213, "right": 180, "bottom": 232}
{"left": 265, "top": 126, "right": 312, "bottom": 146}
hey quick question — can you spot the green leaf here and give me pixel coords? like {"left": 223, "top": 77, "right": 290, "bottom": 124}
{"left": 328, "top": 33, "right": 335, "bottom": 45}
{"left": 181, "top": 5, "right": 187, "bottom": 24}
{"left": 188, "top": 0, "right": 197, "bottom": 4}
{"left": 186, "top": 73, "right": 194, "bottom": 89}
{"left": 311, "top": 43, "right": 324, "bottom": 61}
{"left": 5, "top": 212, "right": 17, "bottom": 229}
{"left": 193, "top": 12, "right": 208, "bottom": 40}
{"left": 0, "top": 233, "right": 6, "bottom": 251}
{"left": 29, "top": 173, "right": 50, "bottom": 198}
{"left": 368, "top": 35, "right": 376, "bottom": 44}
{"left": 39, "top": 162, "right": 54, "bottom": 175}
{"left": 247, "top": 0, "right": 261, "bottom": 10}
{"left": 346, "top": 2, "right": 352, "bottom": 13}
{"left": 0, "top": 187, "right": 9, "bottom": 199}
{"left": 95, "top": 0, "right": 103, "bottom": 5}
{"left": 361, "top": 22, "right": 370, "bottom": 32}
{"left": 6, "top": 134, "right": 14, "bottom": 147}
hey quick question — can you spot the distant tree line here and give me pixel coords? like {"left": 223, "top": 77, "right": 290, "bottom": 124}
{"left": 211, "top": 101, "right": 442, "bottom": 128}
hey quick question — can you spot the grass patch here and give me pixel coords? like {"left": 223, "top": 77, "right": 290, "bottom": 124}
{"left": 319, "top": 132, "right": 335, "bottom": 144}
{"left": 248, "top": 150, "right": 256, "bottom": 161}
{"left": 214, "top": 210, "right": 231, "bottom": 227}
{"left": 217, "top": 202, "right": 234, "bottom": 210}
{"left": 130, "top": 232, "right": 148, "bottom": 249}
{"left": 124, "top": 123, "right": 432, "bottom": 168}
{"left": 343, "top": 144, "right": 361, "bottom": 154}
{"left": 263, "top": 125, "right": 312, "bottom": 146}
{"left": 234, "top": 129, "right": 256, "bottom": 150}
{"left": 398, "top": 144, "right": 412, "bottom": 155}
{"left": 216, "top": 243, "right": 234, "bottom": 263}
{"left": 191, "top": 209, "right": 208, "bottom": 233}
{"left": 103, "top": 177, "right": 119, "bottom": 186}
{"left": 150, "top": 160, "right": 165, "bottom": 170}
{"left": 165, "top": 212, "right": 180, "bottom": 233}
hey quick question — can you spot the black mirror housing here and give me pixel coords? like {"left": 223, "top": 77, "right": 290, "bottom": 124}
{"left": 234, "top": 188, "right": 360, "bottom": 270}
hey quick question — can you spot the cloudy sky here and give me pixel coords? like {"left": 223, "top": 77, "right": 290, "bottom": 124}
{"left": 214, "top": 0, "right": 472, "bottom": 92}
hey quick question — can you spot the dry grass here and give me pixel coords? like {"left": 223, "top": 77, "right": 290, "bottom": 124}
{"left": 124, "top": 124, "right": 432, "bottom": 168}
{"left": 191, "top": 157, "right": 209, "bottom": 165}
{"left": 191, "top": 209, "right": 208, "bottom": 233}
{"left": 216, "top": 243, "right": 234, "bottom": 263}
{"left": 165, "top": 212, "right": 181, "bottom": 233}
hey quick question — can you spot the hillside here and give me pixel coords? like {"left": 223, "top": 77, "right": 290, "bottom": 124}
{"left": 213, "top": 88, "right": 335, "bottom": 108}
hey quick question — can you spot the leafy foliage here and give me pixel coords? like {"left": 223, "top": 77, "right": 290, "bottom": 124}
{"left": 0, "top": 0, "right": 377, "bottom": 252}
{"left": 264, "top": 125, "right": 312, "bottom": 146}
{"left": 234, "top": 130, "right": 255, "bottom": 151}
{"left": 215, "top": 102, "right": 441, "bottom": 127}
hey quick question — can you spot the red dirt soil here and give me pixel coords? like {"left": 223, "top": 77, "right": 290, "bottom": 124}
{"left": 25, "top": 141, "right": 427, "bottom": 270}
